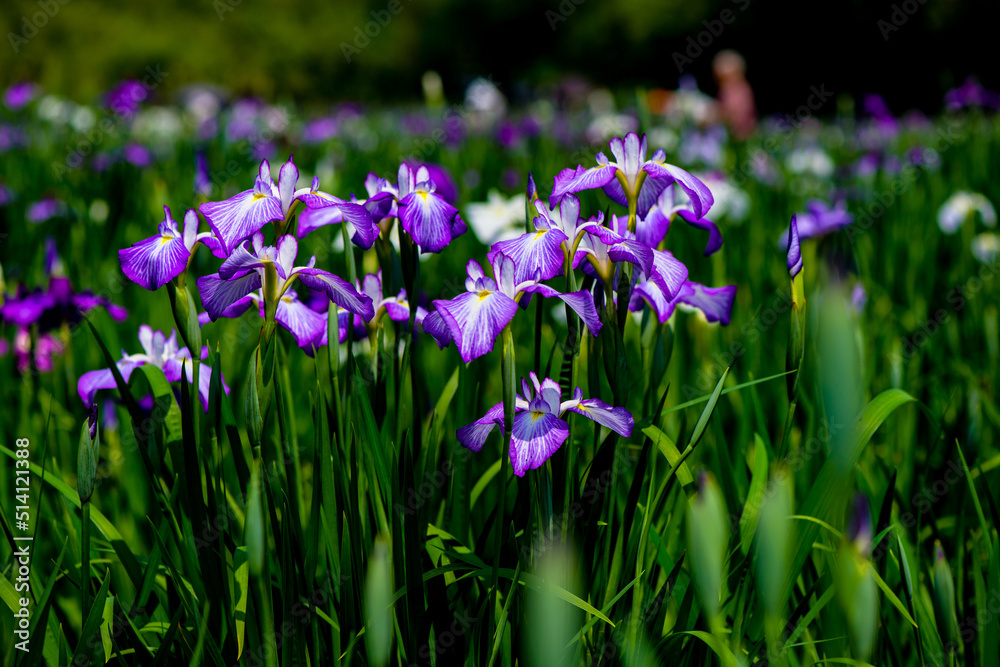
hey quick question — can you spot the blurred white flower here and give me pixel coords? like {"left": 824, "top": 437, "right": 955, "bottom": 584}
{"left": 133, "top": 107, "right": 184, "bottom": 146}
{"left": 937, "top": 191, "right": 997, "bottom": 234}
{"left": 647, "top": 126, "right": 678, "bottom": 154}
{"left": 972, "top": 233, "right": 1000, "bottom": 264}
{"left": 465, "top": 190, "right": 525, "bottom": 245}
{"left": 695, "top": 171, "right": 750, "bottom": 224}
{"left": 585, "top": 113, "right": 637, "bottom": 144}
{"left": 786, "top": 146, "right": 834, "bottom": 178}
{"left": 70, "top": 106, "right": 96, "bottom": 132}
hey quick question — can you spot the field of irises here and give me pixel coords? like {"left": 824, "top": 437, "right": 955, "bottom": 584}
{"left": 2, "top": 78, "right": 1000, "bottom": 666}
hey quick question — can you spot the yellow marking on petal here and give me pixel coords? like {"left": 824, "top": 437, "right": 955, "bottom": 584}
{"left": 281, "top": 297, "right": 292, "bottom": 303}
{"left": 576, "top": 403, "right": 589, "bottom": 412}
{"left": 477, "top": 290, "right": 492, "bottom": 301}
{"left": 534, "top": 230, "right": 547, "bottom": 240}
{"left": 160, "top": 235, "right": 174, "bottom": 245}
{"left": 530, "top": 411, "right": 545, "bottom": 422}
{"left": 252, "top": 193, "right": 268, "bottom": 201}
{"left": 419, "top": 192, "right": 429, "bottom": 201}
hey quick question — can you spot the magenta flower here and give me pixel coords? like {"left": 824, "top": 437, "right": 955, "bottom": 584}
{"left": 428, "top": 254, "right": 601, "bottom": 363}
{"left": 119, "top": 206, "right": 226, "bottom": 291}
{"left": 457, "top": 372, "right": 633, "bottom": 476}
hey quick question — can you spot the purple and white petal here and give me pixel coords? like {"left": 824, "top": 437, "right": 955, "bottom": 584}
{"left": 457, "top": 402, "right": 505, "bottom": 453}
{"left": 565, "top": 397, "right": 633, "bottom": 436}
{"left": 182, "top": 209, "right": 200, "bottom": 250}
{"left": 509, "top": 411, "right": 570, "bottom": 477}
{"left": 119, "top": 233, "right": 191, "bottom": 291}
{"left": 276, "top": 292, "right": 328, "bottom": 351}
{"left": 294, "top": 268, "right": 375, "bottom": 322}
{"left": 643, "top": 163, "right": 714, "bottom": 220}
{"left": 421, "top": 310, "right": 453, "bottom": 349}
{"left": 521, "top": 285, "right": 602, "bottom": 336}
{"left": 199, "top": 190, "right": 284, "bottom": 255}
{"left": 197, "top": 272, "right": 262, "bottom": 321}
{"left": 433, "top": 291, "right": 518, "bottom": 363}
{"left": 398, "top": 190, "right": 460, "bottom": 253}
{"left": 551, "top": 164, "right": 618, "bottom": 204}
{"left": 487, "top": 228, "right": 568, "bottom": 284}
{"left": 277, "top": 157, "right": 299, "bottom": 214}
{"left": 218, "top": 241, "right": 265, "bottom": 280}
{"left": 629, "top": 280, "right": 675, "bottom": 323}
{"left": 77, "top": 357, "right": 145, "bottom": 407}
{"left": 647, "top": 249, "right": 689, "bottom": 302}
{"left": 680, "top": 282, "right": 737, "bottom": 325}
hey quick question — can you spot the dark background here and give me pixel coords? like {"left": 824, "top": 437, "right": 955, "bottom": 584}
{"left": 1, "top": 0, "right": 997, "bottom": 114}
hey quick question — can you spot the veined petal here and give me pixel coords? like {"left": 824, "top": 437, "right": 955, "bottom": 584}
{"left": 521, "top": 285, "right": 602, "bottom": 336}
{"left": 294, "top": 268, "right": 375, "bottom": 322}
{"left": 676, "top": 209, "right": 723, "bottom": 256}
{"left": 77, "top": 356, "right": 145, "bottom": 407}
{"left": 119, "top": 233, "right": 191, "bottom": 291}
{"left": 199, "top": 189, "right": 284, "bottom": 254}
{"left": 680, "top": 282, "right": 737, "bottom": 325}
{"left": 398, "top": 190, "right": 460, "bottom": 253}
{"left": 635, "top": 175, "right": 671, "bottom": 219}
{"left": 197, "top": 272, "right": 262, "bottom": 321}
{"left": 218, "top": 241, "right": 265, "bottom": 280}
{"left": 182, "top": 209, "right": 199, "bottom": 250}
{"left": 464, "top": 259, "right": 486, "bottom": 292}
{"left": 457, "top": 402, "right": 505, "bottom": 453}
{"left": 628, "top": 279, "right": 675, "bottom": 323}
{"left": 643, "top": 163, "right": 714, "bottom": 219}
{"left": 551, "top": 164, "right": 618, "bottom": 205}
{"left": 296, "top": 191, "right": 346, "bottom": 209}
{"left": 433, "top": 290, "right": 518, "bottom": 363}
{"left": 636, "top": 206, "right": 670, "bottom": 247}
{"left": 276, "top": 291, "right": 328, "bottom": 352}
{"left": 421, "top": 310, "right": 453, "bottom": 348}
{"left": 197, "top": 233, "right": 229, "bottom": 259}
{"left": 648, "top": 249, "right": 689, "bottom": 302}
{"left": 509, "top": 411, "right": 570, "bottom": 477}
{"left": 275, "top": 234, "right": 298, "bottom": 279}
{"left": 565, "top": 397, "right": 633, "bottom": 436}
{"left": 278, "top": 156, "right": 299, "bottom": 214}
{"left": 487, "top": 228, "right": 569, "bottom": 284}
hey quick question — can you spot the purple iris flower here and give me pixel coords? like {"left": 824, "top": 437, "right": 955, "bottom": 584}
{"left": 427, "top": 253, "right": 601, "bottom": 363}
{"left": 777, "top": 199, "right": 853, "bottom": 246}
{"left": 637, "top": 182, "right": 724, "bottom": 256}
{"left": 7, "top": 327, "right": 65, "bottom": 374}
{"left": 551, "top": 132, "right": 714, "bottom": 221}
{"left": 630, "top": 279, "right": 737, "bottom": 326}
{"left": 329, "top": 271, "right": 428, "bottom": 344}
{"left": 77, "top": 325, "right": 228, "bottom": 410}
{"left": 944, "top": 78, "right": 1000, "bottom": 111}
{"left": 105, "top": 80, "right": 147, "bottom": 118}
{"left": 198, "top": 287, "right": 329, "bottom": 353}
{"left": 200, "top": 156, "right": 371, "bottom": 255}
{"left": 457, "top": 372, "right": 633, "bottom": 477}
{"left": 4, "top": 82, "right": 38, "bottom": 110}
{"left": 196, "top": 232, "right": 374, "bottom": 324}
{"left": 362, "top": 164, "right": 466, "bottom": 253}
{"left": 302, "top": 116, "right": 339, "bottom": 144}
{"left": 404, "top": 162, "right": 458, "bottom": 205}
{"left": 0, "top": 183, "right": 14, "bottom": 206}
{"left": 787, "top": 214, "right": 802, "bottom": 278}
{"left": 27, "top": 197, "right": 68, "bottom": 224}
{"left": 1, "top": 267, "right": 128, "bottom": 330}
{"left": 119, "top": 206, "right": 227, "bottom": 291}
{"left": 574, "top": 213, "right": 688, "bottom": 301}
{"left": 123, "top": 143, "right": 153, "bottom": 168}
{"left": 195, "top": 152, "right": 212, "bottom": 196}
{"left": 296, "top": 176, "right": 382, "bottom": 250}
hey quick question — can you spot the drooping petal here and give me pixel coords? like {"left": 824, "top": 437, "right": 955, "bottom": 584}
{"left": 628, "top": 279, "right": 674, "bottom": 323}
{"left": 119, "top": 233, "right": 191, "bottom": 291}
{"left": 509, "top": 411, "right": 570, "bottom": 477}
{"left": 636, "top": 206, "right": 670, "bottom": 247}
{"left": 77, "top": 357, "right": 145, "bottom": 407}
{"left": 433, "top": 291, "right": 518, "bottom": 363}
{"left": 197, "top": 272, "right": 262, "bottom": 321}
{"left": 276, "top": 292, "right": 328, "bottom": 352}
{"left": 199, "top": 189, "right": 284, "bottom": 254}
{"left": 297, "top": 202, "right": 377, "bottom": 249}
{"left": 647, "top": 249, "right": 689, "bottom": 302}
{"left": 564, "top": 397, "right": 633, "bottom": 436}
{"left": 398, "top": 190, "right": 461, "bottom": 253}
{"left": 457, "top": 402, "right": 505, "bottom": 453}
{"left": 643, "top": 163, "right": 714, "bottom": 220}
{"left": 520, "top": 285, "right": 602, "bottom": 336}
{"left": 487, "top": 228, "right": 569, "bottom": 284}
{"left": 294, "top": 268, "right": 375, "bottom": 321}
{"left": 676, "top": 209, "right": 724, "bottom": 256}
{"left": 787, "top": 214, "right": 803, "bottom": 278}
{"left": 218, "top": 241, "right": 265, "bottom": 280}
{"left": 421, "top": 310, "right": 453, "bottom": 348}
{"left": 679, "top": 282, "right": 737, "bottom": 325}
{"left": 197, "top": 233, "right": 229, "bottom": 259}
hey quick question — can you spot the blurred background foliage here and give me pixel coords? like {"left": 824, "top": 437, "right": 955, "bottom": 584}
{"left": 2, "top": 0, "right": 999, "bottom": 112}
